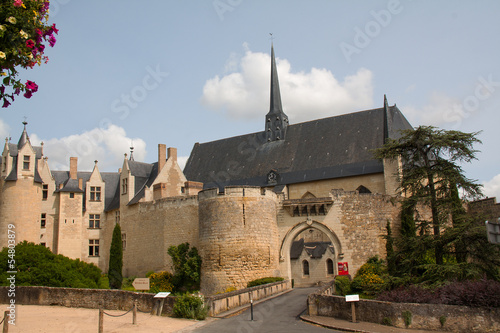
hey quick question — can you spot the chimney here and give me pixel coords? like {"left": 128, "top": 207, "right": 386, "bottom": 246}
{"left": 167, "top": 147, "right": 177, "bottom": 162}
{"left": 158, "top": 144, "right": 166, "bottom": 171}
{"left": 70, "top": 157, "right": 78, "bottom": 180}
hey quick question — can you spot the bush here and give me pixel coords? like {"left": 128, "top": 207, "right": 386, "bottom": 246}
{"left": 167, "top": 243, "right": 202, "bottom": 292}
{"left": 173, "top": 293, "right": 208, "bottom": 320}
{"left": 0, "top": 241, "right": 102, "bottom": 288}
{"left": 334, "top": 276, "right": 351, "bottom": 296}
{"left": 351, "top": 256, "right": 387, "bottom": 297}
{"left": 149, "top": 271, "right": 174, "bottom": 293}
{"left": 377, "top": 279, "right": 500, "bottom": 307}
{"left": 247, "top": 277, "right": 284, "bottom": 288}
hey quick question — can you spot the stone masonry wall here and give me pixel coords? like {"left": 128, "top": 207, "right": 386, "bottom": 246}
{"left": 199, "top": 187, "right": 280, "bottom": 295}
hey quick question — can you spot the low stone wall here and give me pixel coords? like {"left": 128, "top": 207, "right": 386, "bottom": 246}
{"left": 308, "top": 291, "right": 500, "bottom": 332}
{"left": 205, "top": 280, "right": 291, "bottom": 316}
{"left": 0, "top": 286, "right": 175, "bottom": 316}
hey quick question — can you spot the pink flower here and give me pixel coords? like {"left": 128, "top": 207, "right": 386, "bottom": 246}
{"left": 13, "top": 0, "right": 23, "bottom": 7}
{"left": 26, "top": 39, "right": 35, "bottom": 49}
{"left": 48, "top": 35, "right": 56, "bottom": 47}
{"left": 2, "top": 98, "right": 11, "bottom": 108}
{"left": 26, "top": 80, "right": 38, "bottom": 92}
{"left": 23, "top": 90, "right": 32, "bottom": 99}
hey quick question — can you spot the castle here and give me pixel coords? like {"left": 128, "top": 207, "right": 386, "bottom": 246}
{"left": 0, "top": 45, "right": 414, "bottom": 294}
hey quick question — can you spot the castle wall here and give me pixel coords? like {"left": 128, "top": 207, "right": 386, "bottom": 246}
{"left": 287, "top": 172, "right": 386, "bottom": 199}
{"left": 198, "top": 187, "right": 280, "bottom": 295}
{"left": 119, "top": 195, "right": 199, "bottom": 277}
{"left": 57, "top": 192, "right": 84, "bottom": 260}
{"left": 278, "top": 189, "right": 400, "bottom": 282}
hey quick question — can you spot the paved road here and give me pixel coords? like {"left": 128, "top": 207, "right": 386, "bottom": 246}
{"left": 192, "top": 287, "right": 341, "bottom": 333}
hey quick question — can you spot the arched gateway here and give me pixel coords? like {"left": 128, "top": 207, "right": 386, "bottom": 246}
{"left": 279, "top": 219, "right": 343, "bottom": 286}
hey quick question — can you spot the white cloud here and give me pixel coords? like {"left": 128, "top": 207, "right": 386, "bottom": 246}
{"left": 0, "top": 119, "right": 10, "bottom": 140}
{"left": 178, "top": 156, "right": 189, "bottom": 171}
{"left": 483, "top": 174, "right": 500, "bottom": 199}
{"left": 201, "top": 46, "right": 374, "bottom": 123}
{"left": 403, "top": 92, "right": 466, "bottom": 128}
{"left": 30, "top": 124, "right": 147, "bottom": 172}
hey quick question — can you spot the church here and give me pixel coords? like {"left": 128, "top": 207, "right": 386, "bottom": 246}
{"left": 0, "top": 45, "right": 413, "bottom": 294}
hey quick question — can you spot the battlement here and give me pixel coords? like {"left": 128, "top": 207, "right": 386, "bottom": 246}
{"left": 198, "top": 186, "right": 277, "bottom": 201}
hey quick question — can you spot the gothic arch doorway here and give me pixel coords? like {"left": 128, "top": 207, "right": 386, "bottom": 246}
{"left": 279, "top": 220, "right": 342, "bottom": 286}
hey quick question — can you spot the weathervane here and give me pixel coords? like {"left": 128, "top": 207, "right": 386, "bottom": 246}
{"left": 269, "top": 33, "right": 275, "bottom": 42}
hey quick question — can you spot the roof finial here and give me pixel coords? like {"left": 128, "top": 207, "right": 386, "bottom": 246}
{"left": 129, "top": 141, "right": 135, "bottom": 161}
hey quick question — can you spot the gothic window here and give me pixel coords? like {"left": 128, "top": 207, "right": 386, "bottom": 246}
{"left": 122, "top": 178, "right": 128, "bottom": 194}
{"left": 89, "top": 239, "right": 100, "bottom": 256}
{"left": 326, "top": 259, "right": 334, "bottom": 275}
{"left": 23, "top": 155, "right": 30, "bottom": 170}
{"left": 303, "top": 260, "right": 310, "bottom": 276}
{"left": 122, "top": 233, "right": 126, "bottom": 250}
{"left": 40, "top": 213, "right": 46, "bottom": 228}
{"left": 90, "top": 186, "right": 101, "bottom": 201}
{"left": 89, "top": 214, "right": 100, "bottom": 229}
{"left": 356, "top": 185, "right": 372, "bottom": 194}
{"left": 115, "top": 210, "right": 120, "bottom": 224}
{"left": 42, "top": 184, "right": 48, "bottom": 200}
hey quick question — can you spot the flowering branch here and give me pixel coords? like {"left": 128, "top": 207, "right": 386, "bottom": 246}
{"left": 0, "top": 0, "right": 58, "bottom": 108}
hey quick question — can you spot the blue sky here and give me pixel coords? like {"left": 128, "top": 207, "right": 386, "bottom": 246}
{"left": 2, "top": 0, "right": 499, "bottom": 198}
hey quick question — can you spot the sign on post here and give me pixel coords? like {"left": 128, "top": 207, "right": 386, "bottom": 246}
{"left": 346, "top": 294, "right": 359, "bottom": 323}
{"left": 153, "top": 292, "right": 171, "bottom": 316}
{"left": 132, "top": 278, "right": 150, "bottom": 290}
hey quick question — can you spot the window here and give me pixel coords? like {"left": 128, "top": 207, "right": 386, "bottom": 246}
{"left": 122, "top": 178, "right": 128, "bottom": 194}
{"left": 90, "top": 186, "right": 101, "bottom": 201}
{"left": 42, "top": 184, "right": 48, "bottom": 200}
{"left": 40, "top": 243, "right": 46, "bottom": 247}
{"left": 89, "top": 239, "right": 99, "bottom": 256}
{"left": 122, "top": 233, "right": 126, "bottom": 250}
{"left": 326, "top": 259, "right": 334, "bottom": 275}
{"left": 41, "top": 213, "right": 46, "bottom": 228}
{"left": 115, "top": 210, "right": 120, "bottom": 224}
{"left": 23, "top": 155, "right": 30, "bottom": 170}
{"left": 89, "top": 214, "right": 100, "bottom": 229}
{"left": 303, "top": 260, "right": 310, "bottom": 276}
{"left": 69, "top": 193, "right": 75, "bottom": 199}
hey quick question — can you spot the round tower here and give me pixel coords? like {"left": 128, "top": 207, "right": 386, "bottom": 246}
{"left": 198, "top": 186, "right": 280, "bottom": 295}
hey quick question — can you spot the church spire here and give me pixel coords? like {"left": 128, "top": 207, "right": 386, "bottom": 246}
{"left": 265, "top": 43, "right": 288, "bottom": 142}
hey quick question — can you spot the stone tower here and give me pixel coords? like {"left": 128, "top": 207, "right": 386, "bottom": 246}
{"left": 198, "top": 186, "right": 280, "bottom": 294}
{"left": 0, "top": 122, "right": 43, "bottom": 247}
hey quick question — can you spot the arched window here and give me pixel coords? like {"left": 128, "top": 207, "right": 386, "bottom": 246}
{"left": 326, "top": 259, "right": 334, "bottom": 275}
{"left": 356, "top": 185, "right": 371, "bottom": 194}
{"left": 302, "top": 260, "right": 310, "bottom": 276}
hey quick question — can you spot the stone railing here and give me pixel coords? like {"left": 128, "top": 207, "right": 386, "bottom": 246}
{"left": 307, "top": 291, "right": 500, "bottom": 332}
{"left": 205, "top": 280, "right": 292, "bottom": 316}
{"left": 0, "top": 286, "right": 175, "bottom": 316}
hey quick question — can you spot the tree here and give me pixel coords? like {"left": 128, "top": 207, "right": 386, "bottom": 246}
{"left": 167, "top": 243, "right": 202, "bottom": 292}
{"left": 374, "top": 126, "right": 491, "bottom": 282}
{"left": 0, "top": 0, "right": 58, "bottom": 107}
{"left": 108, "top": 223, "right": 123, "bottom": 289}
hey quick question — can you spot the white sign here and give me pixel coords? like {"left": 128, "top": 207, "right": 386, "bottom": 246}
{"left": 132, "top": 278, "right": 150, "bottom": 290}
{"left": 345, "top": 294, "right": 359, "bottom": 302}
{"left": 154, "top": 292, "right": 171, "bottom": 298}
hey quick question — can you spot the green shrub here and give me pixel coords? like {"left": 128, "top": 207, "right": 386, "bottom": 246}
{"left": 351, "top": 256, "right": 388, "bottom": 297}
{"left": 149, "top": 271, "right": 174, "bottom": 293}
{"left": 402, "top": 310, "right": 412, "bottom": 328}
{"left": 334, "top": 276, "right": 351, "bottom": 296}
{"left": 0, "top": 241, "right": 102, "bottom": 288}
{"left": 173, "top": 293, "right": 208, "bottom": 320}
{"left": 247, "top": 277, "right": 284, "bottom": 288}
{"left": 381, "top": 317, "right": 392, "bottom": 326}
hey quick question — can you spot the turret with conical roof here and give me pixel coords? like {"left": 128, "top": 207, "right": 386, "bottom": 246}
{"left": 265, "top": 44, "right": 289, "bottom": 142}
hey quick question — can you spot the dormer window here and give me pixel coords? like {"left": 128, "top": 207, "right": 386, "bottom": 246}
{"left": 90, "top": 186, "right": 101, "bottom": 201}
{"left": 23, "top": 155, "right": 30, "bottom": 170}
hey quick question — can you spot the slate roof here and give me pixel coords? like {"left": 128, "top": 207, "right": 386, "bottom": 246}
{"left": 126, "top": 160, "right": 158, "bottom": 206}
{"left": 290, "top": 239, "right": 334, "bottom": 259}
{"left": 184, "top": 104, "right": 412, "bottom": 189}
